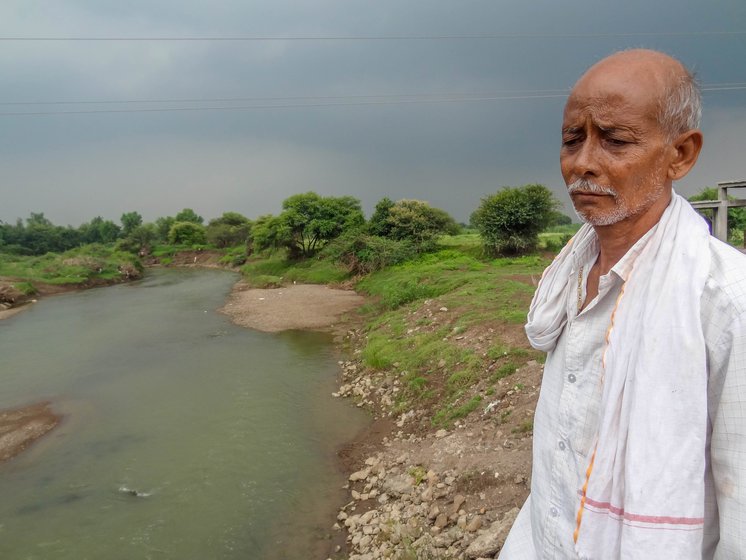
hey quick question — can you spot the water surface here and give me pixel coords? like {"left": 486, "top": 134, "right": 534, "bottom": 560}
{"left": 0, "top": 269, "right": 367, "bottom": 560}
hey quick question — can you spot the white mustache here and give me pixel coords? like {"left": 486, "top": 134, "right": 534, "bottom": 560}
{"left": 567, "top": 179, "right": 617, "bottom": 197}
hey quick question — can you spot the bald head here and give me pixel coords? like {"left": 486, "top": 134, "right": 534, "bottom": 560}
{"left": 571, "top": 49, "right": 701, "bottom": 141}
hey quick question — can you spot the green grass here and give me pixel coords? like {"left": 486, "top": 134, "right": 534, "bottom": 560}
{"left": 491, "top": 362, "right": 518, "bottom": 383}
{"left": 240, "top": 253, "right": 350, "bottom": 286}
{"left": 13, "top": 282, "right": 37, "bottom": 296}
{"left": 0, "top": 245, "right": 141, "bottom": 286}
{"left": 356, "top": 250, "right": 488, "bottom": 311}
{"left": 433, "top": 395, "right": 483, "bottom": 426}
{"left": 513, "top": 420, "right": 533, "bottom": 434}
{"left": 355, "top": 245, "right": 548, "bottom": 426}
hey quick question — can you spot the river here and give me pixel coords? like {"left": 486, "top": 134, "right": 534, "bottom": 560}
{"left": 0, "top": 269, "right": 368, "bottom": 560}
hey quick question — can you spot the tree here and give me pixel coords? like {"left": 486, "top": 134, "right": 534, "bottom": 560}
{"left": 380, "top": 199, "right": 459, "bottom": 245}
{"left": 206, "top": 212, "right": 252, "bottom": 248}
{"left": 277, "top": 192, "right": 365, "bottom": 258}
{"left": 120, "top": 211, "right": 143, "bottom": 237}
{"left": 251, "top": 214, "right": 287, "bottom": 254}
{"left": 471, "top": 184, "right": 559, "bottom": 255}
{"left": 0, "top": 215, "right": 81, "bottom": 255}
{"left": 548, "top": 210, "right": 574, "bottom": 227}
{"left": 168, "top": 222, "right": 207, "bottom": 245}
{"left": 209, "top": 211, "right": 250, "bottom": 227}
{"left": 174, "top": 208, "right": 204, "bottom": 225}
{"left": 155, "top": 216, "right": 176, "bottom": 242}
{"left": 118, "top": 223, "right": 157, "bottom": 254}
{"left": 368, "top": 197, "right": 395, "bottom": 237}
{"left": 26, "top": 212, "right": 53, "bottom": 228}
{"left": 78, "top": 216, "right": 121, "bottom": 244}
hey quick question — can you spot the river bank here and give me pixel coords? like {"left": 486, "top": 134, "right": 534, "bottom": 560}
{"left": 0, "top": 402, "right": 60, "bottom": 463}
{"left": 218, "top": 273, "right": 537, "bottom": 560}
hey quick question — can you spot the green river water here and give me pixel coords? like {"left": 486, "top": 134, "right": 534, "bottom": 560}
{"left": 0, "top": 269, "right": 369, "bottom": 560}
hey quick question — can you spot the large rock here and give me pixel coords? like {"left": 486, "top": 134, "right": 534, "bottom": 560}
{"left": 349, "top": 467, "right": 371, "bottom": 482}
{"left": 382, "top": 473, "right": 413, "bottom": 496}
{"left": 465, "top": 507, "right": 520, "bottom": 559}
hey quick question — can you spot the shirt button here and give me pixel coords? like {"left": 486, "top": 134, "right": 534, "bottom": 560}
{"left": 550, "top": 507, "right": 559, "bottom": 517}
{"left": 558, "top": 441, "right": 566, "bottom": 451}
{"left": 568, "top": 374, "right": 576, "bottom": 383}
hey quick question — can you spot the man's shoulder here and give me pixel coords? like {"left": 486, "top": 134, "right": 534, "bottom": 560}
{"left": 702, "top": 237, "right": 746, "bottom": 321}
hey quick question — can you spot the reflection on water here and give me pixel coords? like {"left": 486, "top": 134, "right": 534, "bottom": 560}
{"left": 0, "top": 269, "right": 368, "bottom": 560}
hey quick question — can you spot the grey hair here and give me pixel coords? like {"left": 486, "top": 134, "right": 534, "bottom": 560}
{"left": 658, "top": 68, "right": 702, "bottom": 140}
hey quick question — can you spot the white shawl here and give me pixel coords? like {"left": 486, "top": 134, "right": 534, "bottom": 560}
{"left": 526, "top": 193, "right": 710, "bottom": 559}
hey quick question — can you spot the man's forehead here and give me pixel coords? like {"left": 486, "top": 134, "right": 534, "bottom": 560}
{"left": 562, "top": 89, "right": 656, "bottom": 129}
{"left": 563, "top": 54, "right": 673, "bottom": 126}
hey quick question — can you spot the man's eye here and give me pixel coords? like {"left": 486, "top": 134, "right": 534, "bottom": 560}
{"left": 605, "top": 137, "right": 629, "bottom": 146}
{"left": 562, "top": 137, "right": 581, "bottom": 147}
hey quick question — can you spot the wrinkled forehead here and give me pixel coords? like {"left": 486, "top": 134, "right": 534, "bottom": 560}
{"left": 562, "top": 63, "right": 666, "bottom": 128}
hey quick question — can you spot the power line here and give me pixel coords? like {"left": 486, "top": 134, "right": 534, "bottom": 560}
{"left": 1, "top": 31, "right": 745, "bottom": 41}
{"left": 0, "top": 83, "right": 746, "bottom": 117}
{"left": 0, "top": 83, "right": 743, "bottom": 111}
{"left": 0, "top": 93, "right": 571, "bottom": 116}
{"left": 0, "top": 89, "right": 574, "bottom": 107}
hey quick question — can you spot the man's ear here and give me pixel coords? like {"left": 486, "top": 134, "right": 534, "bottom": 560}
{"left": 668, "top": 129, "right": 704, "bottom": 181}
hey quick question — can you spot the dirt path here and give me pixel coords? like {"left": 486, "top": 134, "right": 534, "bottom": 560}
{"left": 0, "top": 402, "right": 60, "bottom": 463}
{"left": 219, "top": 282, "right": 365, "bottom": 332}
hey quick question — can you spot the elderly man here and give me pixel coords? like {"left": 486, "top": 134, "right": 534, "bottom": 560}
{"left": 500, "top": 49, "right": 746, "bottom": 559}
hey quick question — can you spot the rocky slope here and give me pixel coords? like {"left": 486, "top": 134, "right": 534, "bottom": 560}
{"left": 330, "top": 298, "right": 542, "bottom": 559}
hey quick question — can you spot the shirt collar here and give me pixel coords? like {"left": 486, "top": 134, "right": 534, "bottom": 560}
{"left": 570, "top": 221, "right": 660, "bottom": 283}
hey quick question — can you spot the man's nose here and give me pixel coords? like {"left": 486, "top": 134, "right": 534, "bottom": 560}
{"left": 572, "top": 139, "right": 600, "bottom": 178}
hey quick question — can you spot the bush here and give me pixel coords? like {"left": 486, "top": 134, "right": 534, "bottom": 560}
{"left": 168, "top": 222, "right": 207, "bottom": 246}
{"left": 471, "top": 184, "right": 559, "bottom": 255}
{"left": 206, "top": 212, "right": 252, "bottom": 248}
{"left": 321, "top": 231, "right": 418, "bottom": 274}
{"left": 370, "top": 199, "right": 459, "bottom": 246}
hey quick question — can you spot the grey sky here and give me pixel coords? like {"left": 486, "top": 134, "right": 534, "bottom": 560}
{"left": 1, "top": 0, "right": 745, "bottom": 226}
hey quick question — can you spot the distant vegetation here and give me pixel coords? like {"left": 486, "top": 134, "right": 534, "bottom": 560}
{"left": 0, "top": 186, "right": 577, "bottom": 294}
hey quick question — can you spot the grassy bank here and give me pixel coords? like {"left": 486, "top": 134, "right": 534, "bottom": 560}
{"left": 0, "top": 244, "right": 142, "bottom": 292}
{"left": 240, "top": 251, "right": 350, "bottom": 287}
{"left": 353, "top": 249, "right": 548, "bottom": 426}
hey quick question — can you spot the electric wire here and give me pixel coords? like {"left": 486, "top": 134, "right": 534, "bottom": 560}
{"left": 0, "top": 84, "right": 742, "bottom": 117}
{"left": 1, "top": 31, "right": 745, "bottom": 41}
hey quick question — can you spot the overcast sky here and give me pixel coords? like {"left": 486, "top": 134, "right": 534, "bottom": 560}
{"left": 1, "top": 0, "right": 745, "bottom": 226}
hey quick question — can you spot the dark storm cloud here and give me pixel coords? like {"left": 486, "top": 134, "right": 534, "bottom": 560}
{"left": 1, "top": 0, "right": 745, "bottom": 225}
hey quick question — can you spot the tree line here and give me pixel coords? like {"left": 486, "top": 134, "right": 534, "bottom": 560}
{"left": 0, "top": 186, "right": 577, "bottom": 265}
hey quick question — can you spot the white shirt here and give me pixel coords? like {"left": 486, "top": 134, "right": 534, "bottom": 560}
{"left": 499, "top": 234, "right": 746, "bottom": 559}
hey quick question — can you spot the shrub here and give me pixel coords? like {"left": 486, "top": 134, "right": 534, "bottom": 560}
{"left": 321, "top": 231, "right": 417, "bottom": 274}
{"left": 168, "top": 222, "right": 207, "bottom": 245}
{"left": 471, "top": 184, "right": 559, "bottom": 255}
{"left": 372, "top": 199, "right": 459, "bottom": 246}
{"left": 206, "top": 212, "right": 252, "bottom": 248}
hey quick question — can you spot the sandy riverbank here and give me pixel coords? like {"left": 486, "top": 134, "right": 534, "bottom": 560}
{"left": 0, "top": 401, "right": 60, "bottom": 463}
{"left": 219, "top": 281, "right": 366, "bottom": 333}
